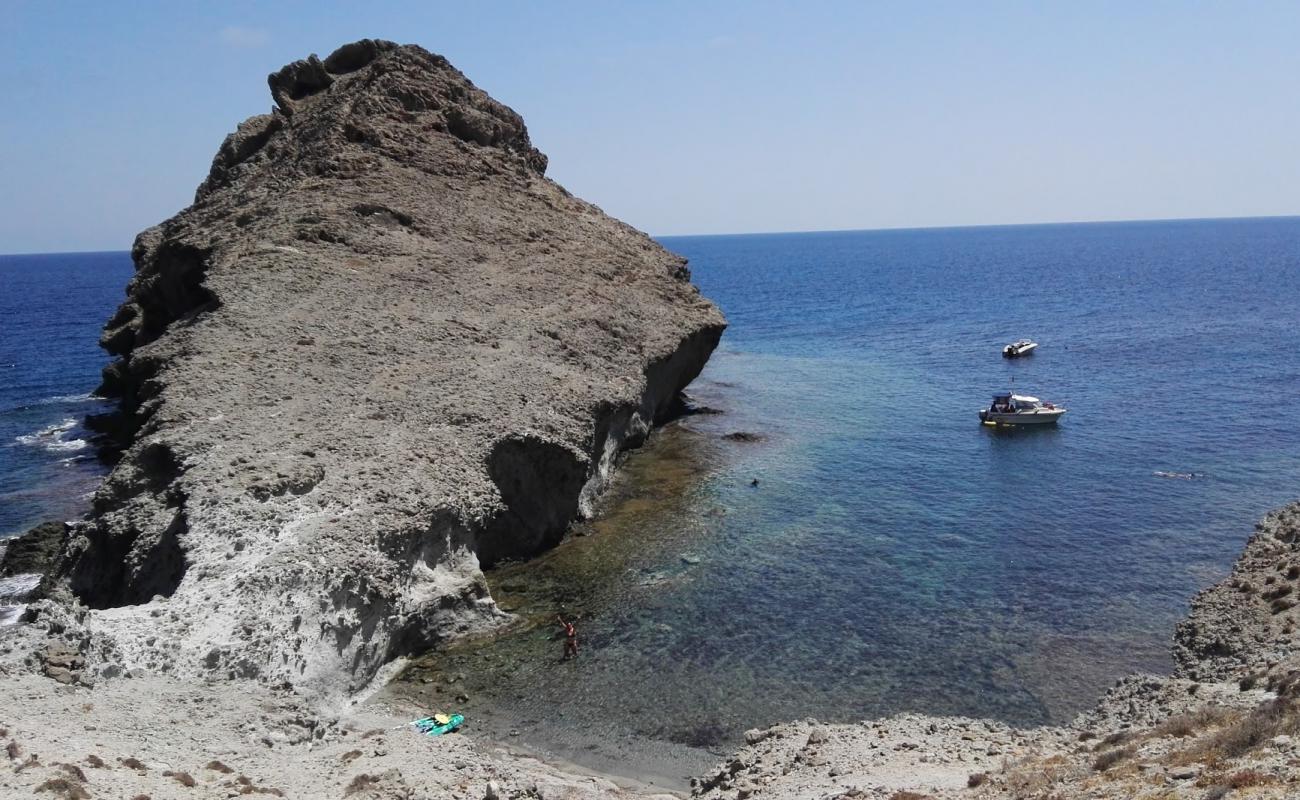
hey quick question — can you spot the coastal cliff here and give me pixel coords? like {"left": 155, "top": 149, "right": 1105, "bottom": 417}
{"left": 39, "top": 39, "right": 724, "bottom": 705}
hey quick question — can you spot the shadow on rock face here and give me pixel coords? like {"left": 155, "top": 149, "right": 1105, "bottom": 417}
{"left": 476, "top": 436, "right": 587, "bottom": 568}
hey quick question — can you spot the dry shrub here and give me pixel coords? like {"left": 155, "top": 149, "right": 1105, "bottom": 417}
{"left": 1270, "top": 598, "right": 1295, "bottom": 614}
{"left": 165, "top": 770, "right": 197, "bottom": 787}
{"left": 1201, "top": 697, "right": 1300, "bottom": 758}
{"left": 56, "top": 763, "right": 87, "bottom": 781}
{"left": 345, "top": 774, "right": 380, "bottom": 796}
{"left": 232, "top": 775, "right": 284, "bottom": 795}
{"left": 130, "top": 795, "right": 151, "bottom": 800}
{"left": 1093, "top": 730, "right": 1133, "bottom": 751}
{"left": 967, "top": 771, "right": 988, "bottom": 787}
{"left": 1153, "top": 706, "right": 1236, "bottom": 738}
{"left": 85, "top": 754, "right": 106, "bottom": 768}
{"left": 1264, "top": 584, "right": 1293, "bottom": 601}
{"left": 1225, "top": 768, "right": 1274, "bottom": 788}
{"left": 1270, "top": 669, "right": 1300, "bottom": 697}
{"left": 120, "top": 756, "right": 147, "bottom": 770}
{"left": 341, "top": 749, "right": 363, "bottom": 762}
{"left": 889, "top": 793, "right": 933, "bottom": 800}
{"left": 206, "top": 760, "right": 234, "bottom": 773}
{"left": 359, "top": 728, "right": 385, "bottom": 739}
{"left": 34, "top": 778, "right": 90, "bottom": 799}
{"left": 1093, "top": 743, "right": 1138, "bottom": 772}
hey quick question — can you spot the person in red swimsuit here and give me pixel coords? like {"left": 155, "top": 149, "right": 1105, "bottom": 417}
{"left": 556, "top": 615, "right": 579, "bottom": 660}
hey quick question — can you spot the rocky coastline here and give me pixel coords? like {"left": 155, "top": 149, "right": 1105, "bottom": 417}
{"left": 1, "top": 39, "right": 1298, "bottom": 800}
{"left": 23, "top": 39, "right": 724, "bottom": 709}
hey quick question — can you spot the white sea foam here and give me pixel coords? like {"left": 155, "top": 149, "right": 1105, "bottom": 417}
{"left": 0, "top": 573, "right": 40, "bottom": 625}
{"left": 0, "top": 572, "right": 41, "bottom": 601}
{"left": 43, "top": 393, "right": 99, "bottom": 404}
{"left": 46, "top": 438, "right": 89, "bottom": 452}
{"left": 14, "top": 417, "right": 90, "bottom": 452}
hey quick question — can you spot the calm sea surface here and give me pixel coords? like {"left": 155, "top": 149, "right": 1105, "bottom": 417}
{"left": 4, "top": 221, "right": 1300, "bottom": 777}
{"left": 391, "top": 217, "right": 1300, "bottom": 779}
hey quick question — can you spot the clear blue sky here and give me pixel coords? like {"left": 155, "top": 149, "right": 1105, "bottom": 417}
{"left": 2, "top": 1, "right": 1297, "bottom": 253}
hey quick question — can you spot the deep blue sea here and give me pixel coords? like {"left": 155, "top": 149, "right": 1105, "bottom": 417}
{"left": 0, "top": 252, "right": 132, "bottom": 539}
{"left": 4, "top": 221, "right": 1300, "bottom": 770}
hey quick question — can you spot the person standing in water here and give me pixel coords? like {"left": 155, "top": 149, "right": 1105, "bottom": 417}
{"left": 556, "top": 615, "right": 579, "bottom": 660}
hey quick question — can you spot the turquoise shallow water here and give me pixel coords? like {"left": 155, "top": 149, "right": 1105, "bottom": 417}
{"left": 391, "top": 218, "right": 1300, "bottom": 778}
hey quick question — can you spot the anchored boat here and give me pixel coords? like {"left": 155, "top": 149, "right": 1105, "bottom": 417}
{"left": 979, "top": 392, "right": 1065, "bottom": 426}
{"left": 1002, "top": 339, "right": 1038, "bottom": 358}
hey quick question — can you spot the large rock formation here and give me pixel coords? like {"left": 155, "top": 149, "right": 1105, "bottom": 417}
{"left": 48, "top": 39, "right": 724, "bottom": 705}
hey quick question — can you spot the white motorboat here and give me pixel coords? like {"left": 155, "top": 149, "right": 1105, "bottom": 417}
{"left": 979, "top": 392, "right": 1066, "bottom": 425}
{"left": 1002, "top": 339, "right": 1038, "bottom": 358}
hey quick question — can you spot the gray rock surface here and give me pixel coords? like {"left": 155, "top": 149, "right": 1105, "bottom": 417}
{"left": 1173, "top": 502, "right": 1300, "bottom": 681}
{"left": 0, "top": 521, "right": 66, "bottom": 578}
{"left": 47, "top": 39, "right": 724, "bottom": 707}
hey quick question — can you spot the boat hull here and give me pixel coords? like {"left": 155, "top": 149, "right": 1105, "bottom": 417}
{"left": 979, "top": 408, "right": 1065, "bottom": 425}
{"left": 1002, "top": 344, "right": 1037, "bottom": 358}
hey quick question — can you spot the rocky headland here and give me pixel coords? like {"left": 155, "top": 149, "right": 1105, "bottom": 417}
{"left": 23, "top": 39, "right": 723, "bottom": 708}
{"left": 2, "top": 38, "right": 1298, "bottom": 800}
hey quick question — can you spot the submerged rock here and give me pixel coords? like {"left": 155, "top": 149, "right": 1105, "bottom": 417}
{"left": 48, "top": 40, "right": 724, "bottom": 706}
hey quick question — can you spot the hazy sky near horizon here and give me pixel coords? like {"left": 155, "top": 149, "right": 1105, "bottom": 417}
{"left": 1, "top": 1, "right": 1297, "bottom": 253}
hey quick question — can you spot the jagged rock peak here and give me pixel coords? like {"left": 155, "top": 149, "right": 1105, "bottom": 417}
{"left": 197, "top": 39, "right": 546, "bottom": 201}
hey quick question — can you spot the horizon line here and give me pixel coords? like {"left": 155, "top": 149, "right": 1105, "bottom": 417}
{"left": 653, "top": 212, "right": 1300, "bottom": 240}
{"left": 3, "top": 212, "right": 1297, "bottom": 258}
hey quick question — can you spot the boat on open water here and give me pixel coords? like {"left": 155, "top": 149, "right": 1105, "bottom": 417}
{"left": 1002, "top": 339, "right": 1038, "bottom": 357}
{"left": 979, "top": 392, "right": 1066, "bottom": 425}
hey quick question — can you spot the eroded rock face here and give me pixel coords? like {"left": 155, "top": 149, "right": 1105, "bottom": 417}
{"left": 52, "top": 40, "right": 725, "bottom": 706}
